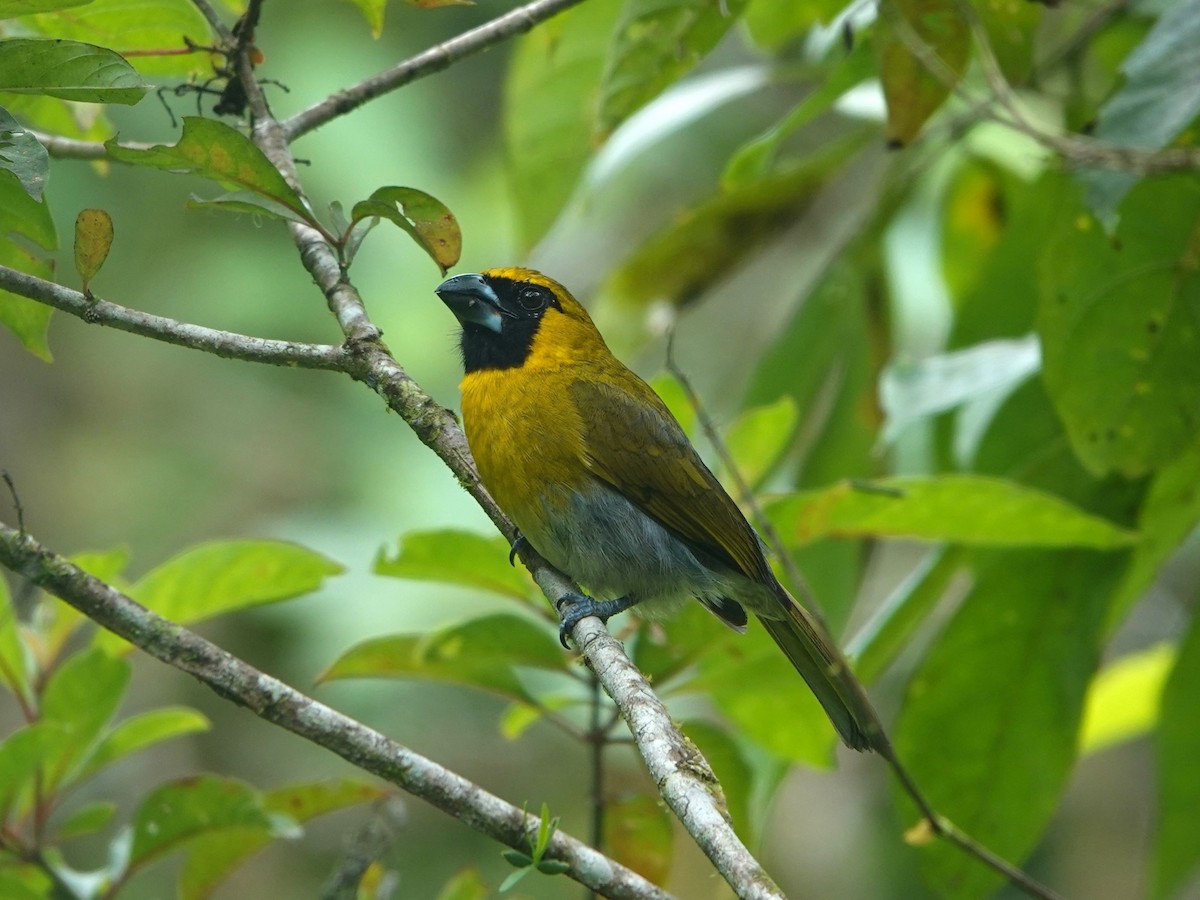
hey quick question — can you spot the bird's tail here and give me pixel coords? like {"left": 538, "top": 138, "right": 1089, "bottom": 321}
{"left": 756, "top": 589, "right": 891, "bottom": 756}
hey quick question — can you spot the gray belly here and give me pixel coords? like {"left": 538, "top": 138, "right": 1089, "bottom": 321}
{"left": 518, "top": 481, "right": 754, "bottom": 614}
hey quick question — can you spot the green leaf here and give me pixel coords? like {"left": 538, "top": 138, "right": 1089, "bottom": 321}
{"left": 0, "top": 38, "right": 146, "bottom": 104}
{"left": 596, "top": 0, "right": 749, "bottom": 138}
{"left": 40, "top": 648, "right": 131, "bottom": 789}
{"left": 742, "top": 0, "right": 844, "bottom": 50}
{"left": 349, "top": 186, "right": 461, "bottom": 275}
{"left": 0, "top": 106, "right": 48, "bottom": 200}
{"left": 877, "top": 0, "right": 969, "bottom": 145}
{"left": 129, "top": 775, "right": 284, "bottom": 872}
{"left": 374, "top": 529, "right": 532, "bottom": 601}
{"left": 695, "top": 623, "right": 837, "bottom": 767}
{"left": 723, "top": 37, "right": 876, "bottom": 188}
{"left": 31, "top": 0, "right": 212, "bottom": 77}
{"left": 338, "top": 0, "right": 387, "bottom": 36}
{"left": 54, "top": 801, "right": 117, "bottom": 842}
{"left": 95, "top": 540, "right": 343, "bottom": 654}
{"left": 766, "top": 475, "right": 1136, "bottom": 548}
{"left": 0, "top": 722, "right": 69, "bottom": 812}
{"left": 1107, "top": 440, "right": 1200, "bottom": 631}
{"left": 0, "top": 867, "right": 52, "bottom": 900}
{"left": 318, "top": 614, "right": 568, "bottom": 704}
{"left": 0, "top": 0, "right": 93, "bottom": 13}
{"left": 1084, "top": 0, "right": 1200, "bottom": 219}
{"left": 846, "top": 547, "right": 963, "bottom": 684}
{"left": 186, "top": 191, "right": 315, "bottom": 226}
{"left": 0, "top": 580, "right": 31, "bottom": 704}
{"left": 179, "top": 779, "right": 387, "bottom": 900}
{"left": 81, "top": 706, "right": 210, "bottom": 781}
{"left": 1079, "top": 642, "right": 1173, "bottom": 754}
{"left": 975, "top": 0, "right": 1041, "bottom": 83}
{"left": 434, "top": 868, "right": 489, "bottom": 900}
{"left": 105, "top": 118, "right": 317, "bottom": 228}
{"left": 895, "top": 550, "right": 1120, "bottom": 898}
{"left": 504, "top": 0, "right": 623, "bottom": 247}
{"left": 1038, "top": 175, "right": 1200, "bottom": 477}
{"left": 0, "top": 237, "right": 53, "bottom": 360}
{"left": 1154, "top": 612, "right": 1200, "bottom": 899}
{"left": 719, "top": 396, "right": 798, "bottom": 492}
{"left": 603, "top": 794, "right": 673, "bottom": 884}
{"left": 73, "top": 207, "right": 113, "bottom": 290}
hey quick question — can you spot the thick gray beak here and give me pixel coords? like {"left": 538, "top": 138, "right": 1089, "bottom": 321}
{"left": 435, "top": 273, "right": 503, "bottom": 333}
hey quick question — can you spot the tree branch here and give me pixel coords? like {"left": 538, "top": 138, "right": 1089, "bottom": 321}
{"left": 0, "top": 264, "right": 346, "bottom": 370}
{"left": 280, "top": 0, "right": 588, "bottom": 141}
{"left": 0, "top": 522, "right": 672, "bottom": 900}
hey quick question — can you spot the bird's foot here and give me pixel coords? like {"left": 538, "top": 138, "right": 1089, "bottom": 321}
{"left": 508, "top": 532, "right": 528, "bottom": 566}
{"left": 556, "top": 593, "right": 639, "bottom": 648}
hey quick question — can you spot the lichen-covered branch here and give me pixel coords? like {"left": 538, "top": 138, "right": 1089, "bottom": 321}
{"left": 0, "top": 522, "right": 672, "bottom": 900}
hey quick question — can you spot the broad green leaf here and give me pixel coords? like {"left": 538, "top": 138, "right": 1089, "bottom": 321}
{"left": 37, "top": 547, "right": 131, "bottom": 664}
{"left": 374, "top": 529, "right": 532, "bottom": 601}
{"left": 1038, "top": 175, "right": 1200, "bottom": 477}
{"left": 742, "top": 0, "right": 845, "bottom": 50}
{"left": 95, "top": 540, "right": 343, "bottom": 654}
{"left": 32, "top": 0, "right": 212, "bottom": 77}
{"left": 105, "top": 118, "right": 317, "bottom": 228}
{"left": 1084, "top": 0, "right": 1200, "bottom": 219}
{"left": 0, "top": 106, "right": 48, "bottom": 200}
{"left": 846, "top": 547, "right": 962, "bottom": 684}
{"left": 350, "top": 186, "right": 461, "bottom": 275}
{"left": 605, "top": 153, "right": 843, "bottom": 309}
{"left": 603, "top": 794, "right": 673, "bottom": 884}
{"left": 630, "top": 600, "right": 733, "bottom": 688}
{"left": 895, "top": 550, "right": 1120, "bottom": 897}
{"left": 435, "top": 868, "right": 489, "bottom": 900}
{"left": 0, "top": 722, "right": 69, "bottom": 811}
{"left": 54, "top": 801, "right": 117, "bottom": 842}
{"left": 0, "top": 164, "right": 56, "bottom": 359}
{"left": 723, "top": 36, "right": 876, "bottom": 188}
{"left": 318, "top": 613, "right": 568, "bottom": 704}
{"left": 179, "top": 779, "right": 386, "bottom": 900}
{"left": 0, "top": 868, "right": 51, "bottom": 900}
{"left": 720, "top": 396, "right": 798, "bottom": 492}
{"left": 73, "top": 207, "right": 113, "bottom": 289}
{"left": 683, "top": 720, "right": 754, "bottom": 838}
{"left": 0, "top": 92, "right": 110, "bottom": 142}
{"left": 0, "top": 38, "right": 146, "bottom": 104}
{"left": 766, "top": 475, "right": 1135, "bottom": 548}
{"left": 1107, "top": 440, "right": 1200, "bottom": 631}
{"left": 877, "top": 0, "right": 969, "bottom": 145}
{"left": 596, "top": 0, "right": 749, "bottom": 138}
{"left": 40, "top": 648, "right": 131, "bottom": 788}
{"left": 0, "top": 237, "right": 54, "bottom": 359}
{"left": 504, "top": 0, "right": 623, "bottom": 247}
{"left": 80, "top": 707, "right": 210, "bottom": 781}
{"left": 129, "top": 775, "right": 284, "bottom": 871}
{"left": 0, "top": 0, "right": 93, "bottom": 12}
{"left": 1154, "top": 612, "right": 1200, "bottom": 899}
{"left": 1079, "top": 642, "right": 1173, "bottom": 754}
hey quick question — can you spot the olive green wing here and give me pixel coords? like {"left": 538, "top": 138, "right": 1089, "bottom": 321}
{"left": 568, "top": 377, "right": 772, "bottom": 585}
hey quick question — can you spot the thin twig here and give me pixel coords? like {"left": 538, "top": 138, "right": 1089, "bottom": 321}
{"left": 281, "top": 0, "right": 588, "bottom": 140}
{"left": 0, "top": 265, "right": 347, "bottom": 371}
{"left": 189, "top": 0, "right": 235, "bottom": 43}
{"left": 320, "top": 796, "right": 407, "bottom": 900}
{"left": 662, "top": 332, "right": 823, "bottom": 616}
{"left": 0, "top": 523, "right": 673, "bottom": 900}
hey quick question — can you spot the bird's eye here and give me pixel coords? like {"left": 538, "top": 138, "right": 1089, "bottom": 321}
{"left": 518, "top": 287, "right": 547, "bottom": 311}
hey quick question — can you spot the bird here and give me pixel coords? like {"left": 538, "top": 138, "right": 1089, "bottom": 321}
{"left": 435, "top": 267, "right": 889, "bottom": 755}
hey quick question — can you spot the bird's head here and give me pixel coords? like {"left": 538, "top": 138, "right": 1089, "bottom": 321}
{"left": 435, "top": 267, "right": 604, "bottom": 373}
